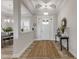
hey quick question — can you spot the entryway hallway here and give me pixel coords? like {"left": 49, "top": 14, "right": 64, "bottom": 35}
{"left": 17, "top": 40, "right": 75, "bottom": 59}
{"left": 1, "top": 0, "right": 77, "bottom": 59}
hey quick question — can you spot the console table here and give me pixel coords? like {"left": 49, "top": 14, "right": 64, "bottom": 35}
{"left": 55, "top": 35, "right": 69, "bottom": 51}
{"left": 60, "top": 37, "right": 69, "bottom": 51}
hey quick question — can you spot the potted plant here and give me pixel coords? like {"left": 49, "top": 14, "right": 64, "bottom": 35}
{"left": 2, "top": 27, "right": 13, "bottom": 35}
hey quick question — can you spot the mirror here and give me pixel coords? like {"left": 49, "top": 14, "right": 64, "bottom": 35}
{"left": 61, "top": 18, "right": 67, "bottom": 33}
{"left": 61, "top": 18, "right": 67, "bottom": 27}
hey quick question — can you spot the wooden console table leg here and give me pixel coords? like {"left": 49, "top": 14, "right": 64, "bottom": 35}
{"left": 55, "top": 35, "right": 57, "bottom": 42}
{"left": 67, "top": 38, "right": 69, "bottom": 51}
{"left": 60, "top": 39, "right": 62, "bottom": 51}
{"left": 3, "top": 39, "right": 6, "bottom": 47}
{"left": 55, "top": 35, "right": 58, "bottom": 42}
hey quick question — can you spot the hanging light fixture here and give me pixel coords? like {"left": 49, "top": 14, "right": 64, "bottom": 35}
{"left": 43, "top": 12, "right": 48, "bottom": 15}
{"left": 42, "top": 20, "right": 49, "bottom": 24}
{"left": 42, "top": 22, "right": 49, "bottom": 24}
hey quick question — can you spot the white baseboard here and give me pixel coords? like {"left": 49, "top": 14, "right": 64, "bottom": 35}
{"left": 35, "top": 39, "right": 54, "bottom": 40}
{"left": 62, "top": 44, "right": 77, "bottom": 58}
{"left": 69, "top": 49, "right": 77, "bottom": 58}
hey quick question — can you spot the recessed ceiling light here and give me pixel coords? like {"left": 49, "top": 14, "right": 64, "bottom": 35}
{"left": 43, "top": 12, "right": 48, "bottom": 15}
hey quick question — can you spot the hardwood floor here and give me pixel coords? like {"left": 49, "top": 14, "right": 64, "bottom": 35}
{"left": 26, "top": 40, "right": 62, "bottom": 58}
{"left": 2, "top": 40, "right": 75, "bottom": 59}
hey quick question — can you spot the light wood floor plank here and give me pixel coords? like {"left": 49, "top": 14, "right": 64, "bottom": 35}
{"left": 26, "top": 40, "right": 62, "bottom": 58}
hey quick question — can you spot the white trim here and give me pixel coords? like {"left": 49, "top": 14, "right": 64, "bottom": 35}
{"left": 69, "top": 49, "right": 77, "bottom": 58}
{"left": 62, "top": 44, "right": 77, "bottom": 58}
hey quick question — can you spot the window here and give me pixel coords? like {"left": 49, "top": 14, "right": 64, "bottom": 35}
{"left": 21, "top": 19, "right": 30, "bottom": 32}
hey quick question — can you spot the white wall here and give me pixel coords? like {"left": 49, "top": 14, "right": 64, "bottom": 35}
{"left": 31, "top": 16, "right": 37, "bottom": 38}
{"left": 58, "top": 0, "right": 77, "bottom": 57}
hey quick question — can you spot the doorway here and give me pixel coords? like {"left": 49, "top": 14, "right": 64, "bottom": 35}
{"left": 37, "top": 16, "right": 55, "bottom": 40}
{"left": 41, "top": 21, "right": 50, "bottom": 39}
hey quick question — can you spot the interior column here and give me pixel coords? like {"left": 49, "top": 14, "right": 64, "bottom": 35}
{"left": 13, "top": 0, "right": 21, "bottom": 57}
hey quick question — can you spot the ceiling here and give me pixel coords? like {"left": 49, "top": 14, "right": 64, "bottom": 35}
{"left": 1, "top": 0, "right": 32, "bottom": 17}
{"left": 23, "top": 0, "right": 66, "bottom": 15}
{"left": 1, "top": 0, "right": 67, "bottom": 16}
{"left": 21, "top": 4, "right": 32, "bottom": 17}
{"left": 1, "top": 0, "right": 13, "bottom": 16}
{"left": 31, "top": 0, "right": 58, "bottom": 9}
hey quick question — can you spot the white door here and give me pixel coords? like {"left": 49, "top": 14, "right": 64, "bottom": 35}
{"left": 37, "top": 17, "right": 50, "bottom": 40}
{"left": 40, "top": 22, "right": 50, "bottom": 39}
{"left": 37, "top": 16, "right": 57, "bottom": 40}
